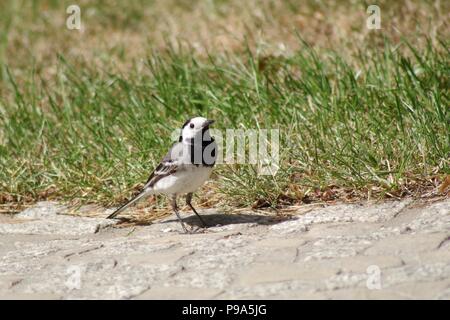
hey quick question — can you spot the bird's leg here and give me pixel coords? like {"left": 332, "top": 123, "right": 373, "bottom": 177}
{"left": 186, "top": 193, "right": 207, "bottom": 228}
{"left": 171, "top": 194, "right": 189, "bottom": 233}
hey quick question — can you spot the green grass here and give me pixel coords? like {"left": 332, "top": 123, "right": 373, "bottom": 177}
{"left": 0, "top": 36, "right": 448, "bottom": 208}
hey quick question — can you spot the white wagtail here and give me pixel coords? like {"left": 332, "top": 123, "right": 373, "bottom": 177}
{"left": 107, "top": 117, "right": 217, "bottom": 233}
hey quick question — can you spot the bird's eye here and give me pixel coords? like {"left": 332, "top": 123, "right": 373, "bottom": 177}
{"left": 189, "top": 123, "right": 195, "bottom": 129}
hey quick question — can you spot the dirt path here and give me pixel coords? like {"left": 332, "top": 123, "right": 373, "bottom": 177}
{"left": 0, "top": 199, "right": 449, "bottom": 299}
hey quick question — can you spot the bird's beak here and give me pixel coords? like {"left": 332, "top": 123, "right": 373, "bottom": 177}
{"left": 203, "top": 119, "right": 215, "bottom": 128}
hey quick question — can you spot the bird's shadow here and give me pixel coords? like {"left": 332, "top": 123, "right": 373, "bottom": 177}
{"left": 159, "top": 212, "right": 294, "bottom": 228}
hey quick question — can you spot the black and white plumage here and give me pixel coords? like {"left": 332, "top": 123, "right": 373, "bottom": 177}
{"left": 107, "top": 117, "right": 217, "bottom": 233}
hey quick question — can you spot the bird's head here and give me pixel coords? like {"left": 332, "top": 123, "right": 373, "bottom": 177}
{"left": 179, "top": 117, "right": 215, "bottom": 142}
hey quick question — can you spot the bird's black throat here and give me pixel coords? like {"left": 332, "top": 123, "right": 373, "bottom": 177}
{"left": 179, "top": 126, "right": 216, "bottom": 167}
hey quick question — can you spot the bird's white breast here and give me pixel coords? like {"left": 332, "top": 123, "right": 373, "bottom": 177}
{"left": 151, "top": 165, "right": 213, "bottom": 195}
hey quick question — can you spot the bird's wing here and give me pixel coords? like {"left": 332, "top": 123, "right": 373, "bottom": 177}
{"left": 143, "top": 142, "right": 185, "bottom": 189}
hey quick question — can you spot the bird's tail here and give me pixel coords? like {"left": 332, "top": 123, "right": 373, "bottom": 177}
{"left": 106, "top": 190, "right": 150, "bottom": 219}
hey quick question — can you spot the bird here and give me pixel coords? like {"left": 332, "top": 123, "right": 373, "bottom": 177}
{"left": 107, "top": 117, "right": 217, "bottom": 233}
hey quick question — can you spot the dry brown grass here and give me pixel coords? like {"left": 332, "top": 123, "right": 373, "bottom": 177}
{"left": 2, "top": 0, "right": 448, "bottom": 84}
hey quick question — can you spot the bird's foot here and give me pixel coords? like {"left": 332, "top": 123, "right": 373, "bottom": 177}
{"left": 179, "top": 224, "right": 207, "bottom": 234}
{"left": 191, "top": 225, "right": 208, "bottom": 234}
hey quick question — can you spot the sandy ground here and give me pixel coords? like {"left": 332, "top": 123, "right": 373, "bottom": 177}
{"left": 0, "top": 198, "right": 449, "bottom": 299}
